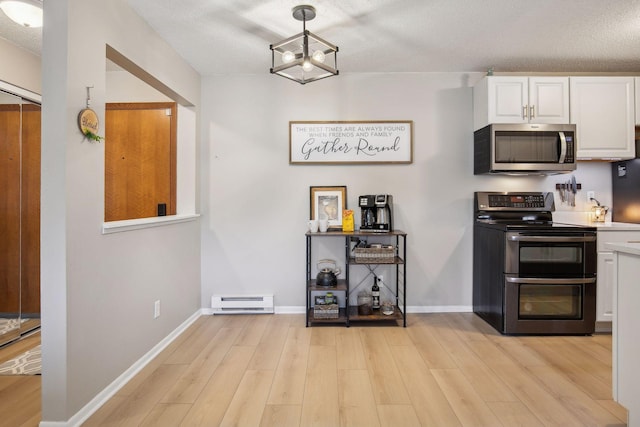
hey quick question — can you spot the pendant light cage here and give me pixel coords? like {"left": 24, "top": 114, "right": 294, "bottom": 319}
{"left": 270, "top": 5, "right": 339, "bottom": 85}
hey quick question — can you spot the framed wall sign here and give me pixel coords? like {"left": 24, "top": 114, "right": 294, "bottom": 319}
{"left": 290, "top": 121, "right": 413, "bottom": 164}
{"left": 310, "top": 186, "right": 346, "bottom": 230}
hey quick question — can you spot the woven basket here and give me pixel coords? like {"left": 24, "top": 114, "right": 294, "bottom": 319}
{"left": 313, "top": 303, "right": 339, "bottom": 319}
{"left": 354, "top": 247, "right": 395, "bottom": 263}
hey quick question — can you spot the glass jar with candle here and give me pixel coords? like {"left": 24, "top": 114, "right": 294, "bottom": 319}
{"left": 590, "top": 198, "right": 609, "bottom": 222}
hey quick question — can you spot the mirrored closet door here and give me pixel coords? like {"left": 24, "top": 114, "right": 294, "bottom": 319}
{"left": 0, "top": 89, "right": 41, "bottom": 347}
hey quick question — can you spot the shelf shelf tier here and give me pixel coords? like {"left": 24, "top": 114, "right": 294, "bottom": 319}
{"left": 349, "top": 256, "right": 404, "bottom": 265}
{"left": 307, "top": 279, "right": 348, "bottom": 292}
{"left": 348, "top": 305, "right": 404, "bottom": 323}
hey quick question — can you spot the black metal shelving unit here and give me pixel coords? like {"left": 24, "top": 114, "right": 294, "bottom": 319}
{"left": 306, "top": 230, "right": 407, "bottom": 327}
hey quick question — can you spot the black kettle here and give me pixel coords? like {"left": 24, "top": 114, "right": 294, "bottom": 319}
{"left": 316, "top": 259, "right": 341, "bottom": 287}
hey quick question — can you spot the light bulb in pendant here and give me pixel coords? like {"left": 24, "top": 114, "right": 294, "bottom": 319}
{"left": 302, "top": 59, "right": 314, "bottom": 72}
{"left": 312, "top": 50, "right": 325, "bottom": 63}
{"left": 282, "top": 51, "right": 295, "bottom": 64}
{"left": 0, "top": 0, "right": 43, "bottom": 27}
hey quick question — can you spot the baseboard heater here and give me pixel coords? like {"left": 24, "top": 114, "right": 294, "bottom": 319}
{"left": 211, "top": 294, "right": 274, "bottom": 314}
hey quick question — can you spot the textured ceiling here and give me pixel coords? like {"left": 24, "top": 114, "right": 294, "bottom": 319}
{"left": 125, "top": 0, "right": 640, "bottom": 75}
{"left": 2, "top": 0, "right": 640, "bottom": 75}
{"left": 0, "top": 8, "right": 41, "bottom": 56}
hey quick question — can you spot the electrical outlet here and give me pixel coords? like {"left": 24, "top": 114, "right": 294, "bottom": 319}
{"left": 587, "top": 191, "right": 595, "bottom": 201}
{"left": 154, "top": 300, "right": 160, "bottom": 319}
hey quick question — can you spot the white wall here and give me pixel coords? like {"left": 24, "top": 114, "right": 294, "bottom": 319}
{"left": 106, "top": 69, "right": 172, "bottom": 102}
{"left": 0, "top": 37, "right": 40, "bottom": 93}
{"left": 41, "top": 0, "right": 201, "bottom": 423}
{"left": 200, "top": 72, "right": 612, "bottom": 311}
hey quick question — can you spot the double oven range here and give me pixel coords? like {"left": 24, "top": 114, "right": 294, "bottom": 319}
{"left": 473, "top": 192, "right": 597, "bottom": 335}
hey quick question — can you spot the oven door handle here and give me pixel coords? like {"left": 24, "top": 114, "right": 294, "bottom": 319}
{"left": 507, "top": 235, "right": 596, "bottom": 243}
{"left": 506, "top": 277, "right": 596, "bottom": 284}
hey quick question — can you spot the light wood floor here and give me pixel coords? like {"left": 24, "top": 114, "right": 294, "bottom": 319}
{"left": 1, "top": 313, "right": 629, "bottom": 426}
{"left": 0, "top": 330, "right": 41, "bottom": 427}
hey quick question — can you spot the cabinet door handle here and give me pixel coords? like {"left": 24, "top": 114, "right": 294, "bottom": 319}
{"left": 506, "top": 277, "right": 596, "bottom": 284}
{"left": 507, "top": 234, "right": 596, "bottom": 243}
{"left": 529, "top": 105, "right": 535, "bottom": 119}
{"left": 522, "top": 106, "right": 527, "bottom": 120}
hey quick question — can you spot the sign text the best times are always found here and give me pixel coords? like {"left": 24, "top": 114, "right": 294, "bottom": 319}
{"left": 289, "top": 121, "right": 413, "bottom": 164}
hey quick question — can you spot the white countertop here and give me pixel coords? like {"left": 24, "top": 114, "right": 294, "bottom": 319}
{"left": 607, "top": 242, "right": 640, "bottom": 256}
{"left": 556, "top": 220, "right": 640, "bottom": 231}
{"left": 551, "top": 212, "right": 640, "bottom": 231}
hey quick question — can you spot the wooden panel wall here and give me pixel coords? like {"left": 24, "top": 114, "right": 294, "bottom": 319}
{"left": 105, "top": 102, "right": 177, "bottom": 222}
{"left": 21, "top": 104, "right": 41, "bottom": 316}
{"left": 0, "top": 105, "right": 21, "bottom": 314}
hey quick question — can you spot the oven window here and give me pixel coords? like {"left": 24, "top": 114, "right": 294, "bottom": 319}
{"left": 519, "top": 284, "right": 582, "bottom": 319}
{"left": 519, "top": 245, "right": 584, "bottom": 276}
{"left": 494, "top": 131, "right": 560, "bottom": 163}
{"left": 520, "top": 246, "right": 582, "bottom": 263}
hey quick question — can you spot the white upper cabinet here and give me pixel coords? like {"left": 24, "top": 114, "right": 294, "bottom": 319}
{"left": 529, "top": 77, "right": 571, "bottom": 123}
{"left": 570, "top": 76, "right": 635, "bottom": 160}
{"left": 473, "top": 76, "right": 569, "bottom": 130}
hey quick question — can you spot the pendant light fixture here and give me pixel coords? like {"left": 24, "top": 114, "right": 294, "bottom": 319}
{"left": 270, "top": 5, "right": 338, "bottom": 85}
{"left": 0, "top": 0, "right": 42, "bottom": 28}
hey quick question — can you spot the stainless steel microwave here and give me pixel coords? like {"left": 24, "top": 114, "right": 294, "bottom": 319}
{"left": 474, "top": 123, "right": 577, "bottom": 175}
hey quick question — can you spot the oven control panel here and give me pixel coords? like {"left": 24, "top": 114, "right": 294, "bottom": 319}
{"left": 475, "top": 192, "right": 555, "bottom": 211}
{"left": 488, "top": 194, "right": 545, "bottom": 208}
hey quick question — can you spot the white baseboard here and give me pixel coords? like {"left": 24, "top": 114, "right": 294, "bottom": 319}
{"left": 203, "top": 305, "right": 471, "bottom": 315}
{"left": 407, "top": 305, "right": 472, "bottom": 313}
{"left": 40, "top": 309, "right": 203, "bottom": 427}
{"left": 274, "top": 306, "right": 306, "bottom": 314}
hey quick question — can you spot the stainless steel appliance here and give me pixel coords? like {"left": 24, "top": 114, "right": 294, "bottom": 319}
{"left": 359, "top": 194, "right": 393, "bottom": 232}
{"left": 474, "top": 123, "right": 577, "bottom": 175}
{"left": 473, "top": 191, "right": 597, "bottom": 335}
{"left": 612, "top": 140, "right": 640, "bottom": 223}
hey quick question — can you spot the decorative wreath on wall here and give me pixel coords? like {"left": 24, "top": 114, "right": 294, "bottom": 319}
{"left": 78, "top": 108, "right": 104, "bottom": 142}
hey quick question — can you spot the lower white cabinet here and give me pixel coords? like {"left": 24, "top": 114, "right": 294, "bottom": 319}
{"left": 608, "top": 243, "right": 640, "bottom": 425}
{"left": 596, "top": 229, "right": 640, "bottom": 327}
{"left": 596, "top": 251, "right": 616, "bottom": 323}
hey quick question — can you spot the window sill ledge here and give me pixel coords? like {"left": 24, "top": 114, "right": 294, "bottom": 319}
{"left": 102, "top": 214, "right": 200, "bottom": 234}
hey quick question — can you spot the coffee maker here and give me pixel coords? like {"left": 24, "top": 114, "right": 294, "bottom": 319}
{"left": 359, "top": 194, "right": 393, "bottom": 232}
